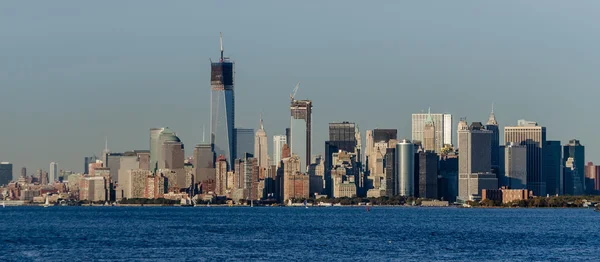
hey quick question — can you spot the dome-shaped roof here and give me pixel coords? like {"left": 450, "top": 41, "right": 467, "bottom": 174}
{"left": 160, "top": 127, "right": 181, "bottom": 142}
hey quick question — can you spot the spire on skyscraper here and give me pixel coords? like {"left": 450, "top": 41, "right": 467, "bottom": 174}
{"left": 487, "top": 103, "right": 498, "bottom": 126}
{"left": 425, "top": 107, "right": 434, "bottom": 125}
{"left": 260, "top": 113, "right": 264, "bottom": 130}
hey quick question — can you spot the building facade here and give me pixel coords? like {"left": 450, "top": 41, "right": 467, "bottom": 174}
{"left": 254, "top": 117, "right": 269, "bottom": 170}
{"left": 396, "top": 140, "right": 414, "bottom": 197}
{"left": 412, "top": 111, "right": 452, "bottom": 152}
{"left": 544, "top": 141, "right": 563, "bottom": 195}
{"left": 504, "top": 120, "right": 546, "bottom": 196}
{"left": 210, "top": 38, "right": 235, "bottom": 168}
{"left": 290, "top": 99, "right": 312, "bottom": 173}
{"left": 0, "top": 162, "right": 13, "bottom": 186}
{"left": 273, "top": 135, "right": 287, "bottom": 168}
{"left": 234, "top": 128, "right": 254, "bottom": 160}
{"left": 504, "top": 143, "right": 527, "bottom": 189}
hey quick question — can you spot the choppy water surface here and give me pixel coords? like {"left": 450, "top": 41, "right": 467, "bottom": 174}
{"left": 1, "top": 207, "right": 599, "bottom": 261}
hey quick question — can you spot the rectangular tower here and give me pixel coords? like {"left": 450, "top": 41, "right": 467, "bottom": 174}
{"left": 290, "top": 99, "right": 312, "bottom": 172}
{"left": 235, "top": 128, "right": 255, "bottom": 160}
{"left": 504, "top": 120, "right": 547, "bottom": 196}
{"left": 328, "top": 122, "right": 357, "bottom": 153}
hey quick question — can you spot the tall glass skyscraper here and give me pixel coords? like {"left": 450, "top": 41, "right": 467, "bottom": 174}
{"left": 210, "top": 34, "right": 235, "bottom": 168}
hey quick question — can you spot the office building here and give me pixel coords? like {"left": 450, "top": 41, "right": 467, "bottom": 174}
{"left": 563, "top": 139, "right": 584, "bottom": 195}
{"left": 504, "top": 120, "right": 546, "bottom": 196}
{"left": 396, "top": 140, "right": 414, "bottom": 197}
{"left": 0, "top": 162, "right": 12, "bottom": 186}
{"left": 564, "top": 157, "right": 583, "bottom": 195}
{"left": 544, "top": 141, "right": 563, "bottom": 195}
{"left": 439, "top": 150, "right": 459, "bottom": 202}
{"left": 290, "top": 99, "right": 312, "bottom": 173}
{"left": 105, "top": 153, "right": 123, "bottom": 182}
{"left": 20, "top": 167, "right": 26, "bottom": 178}
{"left": 280, "top": 154, "right": 309, "bottom": 201}
{"left": 417, "top": 151, "right": 438, "bottom": 199}
{"left": 423, "top": 109, "right": 436, "bottom": 152}
{"left": 412, "top": 111, "right": 452, "bottom": 152}
{"left": 485, "top": 106, "right": 500, "bottom": 174}
{"left": 210, "top": 33, "right": 236, "bottom": 168}
{"left": 160, "top": 141, "right": 184, "bottom": 170}
{"left": 273, "top": 135, "right": 287, "bottom": 168}
{"left": 215, "top": 155, "right": 229, "bottom": 196}
{"left": 504, "top": 143, "right": 527, "bottom": 189}
{"left": 458, "top": 120, "right": 495, "bottom": 201}
{"left": 235, "top": 128, "right": 254, "bottom": 159}
{"left": 84, "top": 155, "right": 98, "bottom": 175}
{"left": 328, "top": 122, "right": 357, "bottom": 153}
{"left": 49, "top": 162, "right": 58, "bottom": 184}
{"left": 584, "top": 162, "right": 600, "bottom": 195}
{"left": 254, "top": 116, "right": 269, "bottom": 170}
{"left": 193, "top": 143, "right": 216, "bottom": 193}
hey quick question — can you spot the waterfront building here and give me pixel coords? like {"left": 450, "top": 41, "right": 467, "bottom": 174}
{"left": 254, "top": 116, "right": 269, "bottom": 170}
{"left": 504, "top": 143, "right": 527, "bottom": 189}
{"left": 482, "top": 187, "right": 531, "bottom": 204}
{"left": 412, "top": 111, "right": 452, "bottom": 152}
{"left": 564, "top": 157, "right": 583, "bottom": 195}
{"left": 396, "top": 140, "right": 414, "bottom": 197}
{"left": 417, "top": 151, "right": 438, "bottom": 199}
{"left": 584, "top": 162, "right": 600, "bottom": 195}
{"left": 439, "top": 149, "right": 459, "bottom": 202}
{"left": 79, "top": 176, "right": 107, "bottom": 202}
{"left": 544, "top": 141, "right": 563, "bottom": 195}
{"left": 504, "top": 119, "right": 547, "bottom": 196}
{"left": 210, "top": 33, "right": 235, "bottom": 168}
{"left": 0, "top": 162, "right": 13, "bottom": 186}
{"left": 458, "top": 120, "right": 495, "bottom": 201}
{"left": 273, "top": 135, "right": 287, "bottom": 168}
{"left": 563, "top": 139, "right": 584, "bottom": 195}
{"left": 290, "top": 99, "right": 313, "bottom": 173}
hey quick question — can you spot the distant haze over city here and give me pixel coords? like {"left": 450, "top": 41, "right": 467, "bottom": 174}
{"left": 2, "top": 1, "right": 600, "bottom": 175}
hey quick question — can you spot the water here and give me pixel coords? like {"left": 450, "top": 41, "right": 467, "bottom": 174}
{"left": 1, "top": 207, "right": 599, "bottom": 261}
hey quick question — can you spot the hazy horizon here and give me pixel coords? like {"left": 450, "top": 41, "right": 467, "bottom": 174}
{"left": 2, "top": 1, "right": 599, "bottom": 176}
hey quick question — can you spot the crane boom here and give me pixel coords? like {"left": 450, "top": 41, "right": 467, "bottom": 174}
{"left": 290, "top": 81, "right": 300, "bottom": 101}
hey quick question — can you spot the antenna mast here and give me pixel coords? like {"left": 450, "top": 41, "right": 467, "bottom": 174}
{"left": 220, "top": 32, "right": 224, "bottom": 62}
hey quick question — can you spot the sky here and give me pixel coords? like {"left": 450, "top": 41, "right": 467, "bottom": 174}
{"left": 2, "top": 1, "right": 600, "bottom": 176}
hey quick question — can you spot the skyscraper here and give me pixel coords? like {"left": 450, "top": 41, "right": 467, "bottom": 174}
{"left": 505, "top": 120, "right": 547, "bottom": 196}
{"left": 49, "top": 162, "right": 58, "bottom": 184}
{"left": 0, "top": 162, "right": 12, "bottom": 186}
{"left": 20, "top": 167, "right": 26, "bottom": 178}
{"left": 412, "top": 111, "right": 452, "bottom": 152}
{"left": 235, "top": 128, "right": 255, "bottom": 159}
{"left": 150, "top": 128, "right": 165, "bottom": 171}
{"left": 544, "top": 141, "right": 563, "bottom": 195}
{"left": 584, "top": 162, "right": 600, "bottom": 195}
{"left": 290, "top": 99, "right": 312, "bottom": 172}
{"left": 485, "top": 105, "right": 500, "bottom": 174}
{"left": 417, "top": 151, "right": 438, "bottom": 199}
{"left": 328, "top": 122, "right": 357, "bottom": 153}
{"left": 563, "top": 139, "right": 584, "bottom": 195}
{"left": 504, "top": 143, "right": 527, "bottom": 189}
{"left": 254, "top": 116, "right": 269, "bottom": 170}
{"left": 396, "top": 140, "right": 414, "bottom": 197}
{"left": 84, "top": 155, "right": 98, "bottom": 175}
{"left": 210, "top": 33, "right": 235, "bottom": 168}
{"left": 458, "top": 120, "right": 496, "bottom": 201}
{"left": 273, "top": 135, "right": 287, "bottom": 168}
{"left": 423, "top": 109, "right": 436, "bottom": 152}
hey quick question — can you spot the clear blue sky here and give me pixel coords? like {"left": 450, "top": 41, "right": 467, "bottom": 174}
{"left": 1, "top": 1, "right": 599, "bottom": 176}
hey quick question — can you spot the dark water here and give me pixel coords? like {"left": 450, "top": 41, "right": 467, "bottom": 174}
{"left": 1, "top": 207, "right": 599, "bottom": 261}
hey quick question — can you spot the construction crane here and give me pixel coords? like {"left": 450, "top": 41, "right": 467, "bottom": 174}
{"left": 220, "top": 32, "right": 224, "bottom": 62}
{"left": 290, "top": 81, "right": 300, "bottom": 102}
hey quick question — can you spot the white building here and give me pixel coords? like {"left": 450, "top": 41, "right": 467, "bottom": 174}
{"left": 412, "top": 111, "right": 452, "bottom": 152}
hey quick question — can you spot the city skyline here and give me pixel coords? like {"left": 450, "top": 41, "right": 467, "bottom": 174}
{"left": 2, "top": 1, "right": 600, "bottom": 176}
